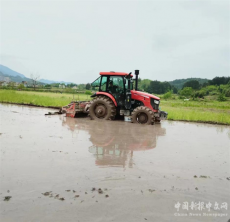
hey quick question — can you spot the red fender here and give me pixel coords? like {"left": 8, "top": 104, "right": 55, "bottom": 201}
{"left": 96, "top": 92, "right": 117, "bottom": 106}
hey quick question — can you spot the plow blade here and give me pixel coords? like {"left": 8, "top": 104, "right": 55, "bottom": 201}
{"left": 62, "top": 101, "right": 91, "bottom": 118}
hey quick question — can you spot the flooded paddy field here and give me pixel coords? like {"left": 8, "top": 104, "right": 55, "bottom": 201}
{"left": 0, "top": 104, "right": 229, "bottom": 222}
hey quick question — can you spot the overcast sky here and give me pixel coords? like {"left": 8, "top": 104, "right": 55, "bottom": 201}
{"left": 0, "top": 0, "right": 229, "bottom": 83}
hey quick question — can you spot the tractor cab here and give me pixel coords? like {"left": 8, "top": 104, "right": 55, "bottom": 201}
{"left": 91, "top": 72, "right": 133, "bottom": 107}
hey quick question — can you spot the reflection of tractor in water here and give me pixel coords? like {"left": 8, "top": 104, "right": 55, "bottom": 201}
{"left": 62, "top": 70, "right": 167, "bottom": 124}
{"left": 61, "top": 117, "right": 166, "bottom": 167}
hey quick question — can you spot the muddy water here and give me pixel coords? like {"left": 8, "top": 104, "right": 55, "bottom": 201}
{"left": 0, "top": 104, "right": 229, "bottom": 222}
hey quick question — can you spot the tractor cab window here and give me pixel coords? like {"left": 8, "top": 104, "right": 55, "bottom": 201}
{"left": 100, "top": 76, "right": 108, "bottom": 92}
{"left": 107, "top": 76, "right": 125, "bottom": 106}
{"left": 91, "top": 77, "right": 101, "bottom": 91}
{"left": 108, "top": 76, "right": 124, "bottom": 93}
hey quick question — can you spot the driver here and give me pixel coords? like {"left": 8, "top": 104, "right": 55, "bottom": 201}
{"left": 108, "top": 81, "right": 118, "bottom": 93}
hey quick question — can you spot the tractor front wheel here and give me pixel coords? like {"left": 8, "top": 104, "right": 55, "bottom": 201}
{"left": 89, "top": 96, "right": 116, "bottom": 120}
{"left": 131, "top": 106, "right": 155, "bottom": 125}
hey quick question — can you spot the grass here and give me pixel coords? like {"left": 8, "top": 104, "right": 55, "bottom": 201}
{"left": 0, "top": 90, "right": 91, "bottom": 107}
{"left": 160, "top": 100, "right": 230, "bottom": 125}
{"left": 160, "top": 100, "right": 230, "bottom": 110}
{"left": 162, "top": 106, "right": 230, "bottom": 124}
{"left": 0, "top": 90, "right": 230, "bottom": 125}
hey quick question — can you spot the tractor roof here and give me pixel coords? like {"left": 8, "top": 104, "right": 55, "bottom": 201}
{"left": 100, "top": 72, "right": 133, "bottom": 77}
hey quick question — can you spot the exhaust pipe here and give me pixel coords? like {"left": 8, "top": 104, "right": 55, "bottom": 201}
{"left": 135, "top": 70, "right": 139, "bottom": 90}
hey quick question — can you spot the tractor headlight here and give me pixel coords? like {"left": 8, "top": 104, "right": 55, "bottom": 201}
{"left": 154, "top": 100, "right": 159, "bottom": 104}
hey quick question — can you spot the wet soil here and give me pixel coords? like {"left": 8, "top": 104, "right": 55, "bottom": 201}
{"left": 0, "top": 101, "right": 60, "bottom": 109}
{"left": 0, "top": 104, "right": 229, "bottom": 222}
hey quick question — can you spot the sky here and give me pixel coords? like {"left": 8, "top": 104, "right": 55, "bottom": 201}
{"left": 0, "top": 0, "right": 229, "bottom": 84}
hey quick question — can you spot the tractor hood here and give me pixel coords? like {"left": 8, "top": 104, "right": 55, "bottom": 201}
{"left": 131, "top": 90, "right": 160, "bottom": 100}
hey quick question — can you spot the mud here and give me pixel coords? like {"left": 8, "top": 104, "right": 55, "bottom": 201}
{"left": 0, "top": 104, "right": 229, "bottom": 222}
{"left": 0, "top": 101, "right": 60, "bottom": 110}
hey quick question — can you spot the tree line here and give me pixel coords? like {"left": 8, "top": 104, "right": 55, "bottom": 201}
{"left": 138, "top": 76, "right": 230, "bottom": 95}
{"left": 137, "top": 78, "right": 178, "bottom": 94}
{"left": 40, "top": 76, "right": 230, "bottom": 96}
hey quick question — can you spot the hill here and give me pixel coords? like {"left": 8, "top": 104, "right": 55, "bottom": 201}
{"left": 40, "top": 78, "right": 74, "bottom": 85}
{"left": 169, "top": 78, "right": 209, "bottom": 89}
{"left": 0, "top": 64, "right": 25, "bottom": 78}
{"left": 0, "top": 71, "right": 33, "bottom": 84}
{"left": 0, "top": 64, "right": 74, "bottom": 85}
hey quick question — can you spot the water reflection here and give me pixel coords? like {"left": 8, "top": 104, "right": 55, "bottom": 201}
{"left": 61, "top": 117, "right": 166, "bottom": 168}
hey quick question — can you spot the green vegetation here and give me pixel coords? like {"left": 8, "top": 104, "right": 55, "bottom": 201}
{"left": 217, "top": 94, "right": 227, "bottom": 102}
{"left": 85, "top": 90, "right": 92, "bottom": 95}
{"left": 182, "top": 80, "right": 200, "bottom": 90}
{"left": 192, "top": 84, "right": 230, "bottom": 99}
{"left": 160, "top": 99, "right": 230, "bottom": 125}
{"left": 138, "top": 77, "right": 230, "bottom": 97}
{"left": 179, "top": 87, "right": 193, "bottom": 97}
{"left": 0, "top": 90, "right": 91, "bottom": 107}
{"left": 0, "top": 90, "right": 230, "bottom": 125}
{"left": 138, "top": 79, "right": 178, "bottom": 94}
{"left": 163, "top": 106, "right": 230, "bottom": 124}
{"left": 162, "top": 91, "right": 172, "bottom": 100}
{"left": 169, "top": 78, "right": 209, "bottom": 89}
{"left": 1, "top": 75, "right": 230, "bottom": 125}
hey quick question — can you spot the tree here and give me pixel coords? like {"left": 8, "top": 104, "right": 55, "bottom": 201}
{"left": 179, "top": 87, "right": 193, "bottom": 97}
{"left": 78, "top": 84, "right": 86, "bottom": 90}
{"left": 148, "top": 81, "right": 171, "bottom": 94}
{"left": 86, "top": 83, "right": 91, "bottom": 90}
{"left": 183, "top": 80, "right": 200, "bottom": 90}
{"left": 148, "top": 81, "right": 161, "bottom": 94}
{"left": 138, "top": 79, "right": 151, "bottom": 91}
{"left": 217, "top": 94, "right": 227, "bottom": 101}
{"left": 30, "top": 74, "right": 40, "bottom": 90}
{"left": 51, "top": 83, "right": 60, "bottom": 88}
{"left": 8, "top": 82, "right": 15, "bottom": 89}
{"left": 160, "top": 82, "right": 171, "bottom": 93}
{"left": 18, "top": 83, "right": 25, "bottom": 90}
{"left": 201, "top": 82, "right": 209, "bottom": 88}
{"left": 163, "top": 91, "right": 172, "bottom": 100}
{"left": 67, "top": 83, "right": 77, "bottom": 88}
{"left": 209, "top": 77, "right": 230, "bottom": 86}
{"left": 172, "top": 86, "right": 178, "bottom": 94}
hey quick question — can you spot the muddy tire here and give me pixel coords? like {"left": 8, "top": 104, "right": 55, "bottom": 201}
{"left": 89, "top": 96, "right": 116, "bottom": 120}
{"left": 131, "top": 106, "right": 155, "bottom": 125}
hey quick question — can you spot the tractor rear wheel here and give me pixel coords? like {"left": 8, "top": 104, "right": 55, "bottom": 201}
{"left": 89, "top": 96, "right": 116, "bottom": 120}
{"left": 131, "top": 106, "right": 155, "bottom": 125}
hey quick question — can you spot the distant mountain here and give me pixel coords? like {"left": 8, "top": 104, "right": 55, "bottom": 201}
{"left": 0, "top": 71, "right": 39, "bottom": 84}
{"left": 40, "top": 79, "right": 74, "bottom": 85}
{"left": 39, "top": 79, "right": 57, "bottom": 84}
{"left": 169, "top": 78, "right": 210, "bottom": 89}
{"left": 0, "top": 64, "right": 211, "bottom": 88}
{"left": 0, "top": 64, "right": 25, "bottom": 78}
{"left": 0, "top": 64, "right": 75, "bottom": 85}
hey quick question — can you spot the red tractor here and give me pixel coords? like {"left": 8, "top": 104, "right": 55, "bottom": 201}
{"left": 62, "top": 70, "right": 167, "bottom": 124}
